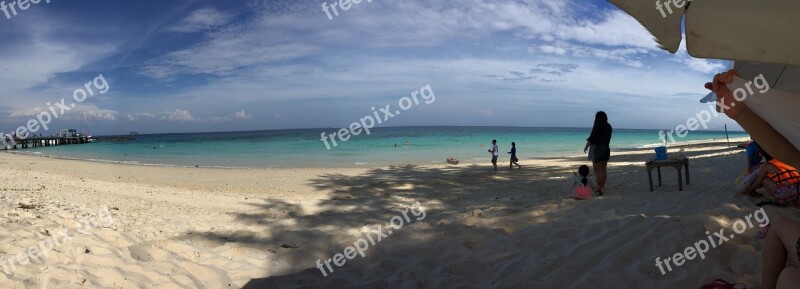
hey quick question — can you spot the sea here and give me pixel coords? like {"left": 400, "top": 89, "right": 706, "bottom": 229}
{"left": 18, "top": 127, "right": 749, "bottom": 168}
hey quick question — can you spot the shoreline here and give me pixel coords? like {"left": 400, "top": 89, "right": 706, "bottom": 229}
{"left": 4, "top": 137, "right": 751, "bottom": 170}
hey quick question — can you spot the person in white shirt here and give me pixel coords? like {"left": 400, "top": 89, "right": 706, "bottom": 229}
{"left": 488, "top": 139, "right": 499, "bottom": 171}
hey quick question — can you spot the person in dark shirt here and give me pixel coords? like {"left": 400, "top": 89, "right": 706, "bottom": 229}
{"left": 584, "top": 111, "right": 613, "bottom": 195}
{"left": 508, "top": 142, "right": 521, "bottom": 169}
{"left": 746, "top": 140, "right": 766, "bottom": 173}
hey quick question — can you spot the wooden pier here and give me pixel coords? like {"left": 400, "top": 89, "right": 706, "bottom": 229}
{"left": 93, "top": 136, "right": 136, "bottom": 142}
{"left": 1, "top": 136, "right": 91, "bottom": 150}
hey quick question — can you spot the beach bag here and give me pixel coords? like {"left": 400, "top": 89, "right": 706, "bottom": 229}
{"left": 587, "top": 145, "right": 596, "bottom": 161}
{"left": 773, "top": 183, "right": 799, "bottom": 206}
{"left": 654, "top": 146, "right": 668, "bottom": 161}
{"left": 770, "top": 163, "right": 800, "bottom": 206}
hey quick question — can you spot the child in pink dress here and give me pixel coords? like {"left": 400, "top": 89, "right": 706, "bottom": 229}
{"left": 573, "top": 165, "right": 596, "bottom": 200}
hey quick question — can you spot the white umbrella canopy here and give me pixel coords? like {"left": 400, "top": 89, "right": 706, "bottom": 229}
{"left": 725, "top": 62, "right": 800, "bottom": 152}
{"left": 700, "top": 62, "right": 800, "bottom": 103}
{"left": 731, "top": 62, "right": 800, "bottom": 95}
{"left": 607, "top": 0, "right": 800, "bottom": 154}
{"left": 608, "top": 0, "right": 800, "bottom": 66}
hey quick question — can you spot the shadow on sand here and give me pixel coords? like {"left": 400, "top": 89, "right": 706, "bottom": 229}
{"left": 181, "top": 145, "right": 744, "bottom": 288}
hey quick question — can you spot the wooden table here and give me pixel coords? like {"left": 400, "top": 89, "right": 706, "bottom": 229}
{"left": 646, "top": 158, "right": 690, "bottom": 191}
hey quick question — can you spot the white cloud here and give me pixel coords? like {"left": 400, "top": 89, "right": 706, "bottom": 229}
{"left": 132, "top": 109, "right": 253, "bottom": 123}
{"left": 532, "top": 41, "right": 647, "bottom": 68}
{"left": 7, "top": 104, "right": 118, "bottom": 122}
{"left": 161, "top": 109, "right": 195, "bottom": 121}
{"left": 126, "top": 112, "right": 156, "bottom": 121}
{"left": 208, "top": 110, "right": 254, "bottom": 122}
{"left": 140, "top": 0, "right": 657, "bottom": 80}
{"left": 142, "top": 4, "right": 317, "bottom": 79}
{"left": 81, "top": 110, "right": 118, "bottom": 121}
{"left": 0, "top": 20, "right": 117, "bottom": 113}
{"left": 538, "top": 45, "right": 567, "bottom": 55}
{"left": 672, "top": 39, "right": 728, "bottom": 74}
{"left": 141, "top": 37, "right": 316, "bottom": 79}
{"left": 232, "top": 110, "right": 253, "bottom": 120}
{"left": 8, "top": 108, "right": 42, "bottom": 119}
{"left": 168, "top": 8, "right": 233, "bottom": 33}
{"left": 555, "top": 10, "right": 657, "bottom": 49}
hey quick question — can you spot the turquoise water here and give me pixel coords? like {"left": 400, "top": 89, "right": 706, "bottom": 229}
{"left": 20, "top": 127, "right": 749, "bottom": 168}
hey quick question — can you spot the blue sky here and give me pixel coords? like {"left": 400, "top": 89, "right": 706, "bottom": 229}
{"left": 0, "top": 0, "right": 740, "bottom": 135}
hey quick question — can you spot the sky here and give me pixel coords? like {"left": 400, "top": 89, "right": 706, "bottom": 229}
{"left": 0, "top": 0, "right": 741, "bottom": 136}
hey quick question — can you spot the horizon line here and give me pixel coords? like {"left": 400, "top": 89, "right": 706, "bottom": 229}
{"left": 90, "top": 125, "right": 749, "bottom": 137}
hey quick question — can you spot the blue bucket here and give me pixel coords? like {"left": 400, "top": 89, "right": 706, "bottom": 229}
{"left": 655, "top": 146, "right": 668, "bottom": 161}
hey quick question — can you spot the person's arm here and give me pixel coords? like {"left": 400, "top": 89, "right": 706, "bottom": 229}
{"left": 734, "top": 110, "right": 800, "bottom": 170}
{"left": 708, "top": 70, "right": 800, "bottom": 169}
{"left": 585, "top": 125, "right": 599, "bottom": 153}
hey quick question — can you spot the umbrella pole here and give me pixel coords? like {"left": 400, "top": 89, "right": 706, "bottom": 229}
{"left": 725, "top": 124, "right": 730, "bottom": 148}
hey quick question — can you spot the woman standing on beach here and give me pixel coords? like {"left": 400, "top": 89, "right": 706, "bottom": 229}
{"left": 584, "top": 111, "right": 613, "bottom": 195}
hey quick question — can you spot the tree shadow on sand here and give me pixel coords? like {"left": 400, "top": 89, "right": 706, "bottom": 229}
{"left": 182, "top": 162, "right": 589, "bottom": 288}
{"left": 183, "top": 145, "right": 749, "bottom": 288}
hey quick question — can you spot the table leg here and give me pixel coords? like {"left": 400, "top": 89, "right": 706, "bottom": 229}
{"left": 648, "top": 168, "right": 654, "bottom": 191}
{"left": 657, "top": 167, "right": 662, "bottom": 187}
{"left": 684, "top": 162, "right": 690, "bottom": 185}
{"left": 678, "top": 167, "right": 683, "bottom": 191}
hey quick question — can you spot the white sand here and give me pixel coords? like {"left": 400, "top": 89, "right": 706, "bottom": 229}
{"left": 0, "top": 139, "right": 796, "bottom": 288}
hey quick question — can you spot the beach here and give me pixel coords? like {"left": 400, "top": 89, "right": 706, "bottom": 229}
{"left": 1, "top": 138, "right": 795, "bottom": 288}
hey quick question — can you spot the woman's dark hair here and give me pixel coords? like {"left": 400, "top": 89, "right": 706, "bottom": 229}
{"left": 578, "top": 165, "right": 590, "bottom": 186}
{"left": 593, "top": 111, "right": 608, "bottom": 129}
{"left": 512, "top": 142, "right": 516, "bottom": 146}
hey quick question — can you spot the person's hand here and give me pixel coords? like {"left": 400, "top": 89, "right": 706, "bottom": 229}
{"left": 583, "top": 147, "right": 588, "bottom": 153}
{"left": 705, "top": 69, "right": 751, "bottom": 120}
